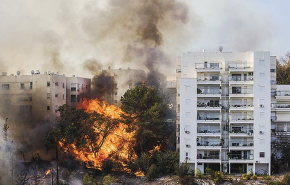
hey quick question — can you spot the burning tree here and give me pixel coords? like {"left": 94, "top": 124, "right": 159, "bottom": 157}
{"left": 45, "top": 101, "right": 136, "bottom": 169}
{"left": 120, "top": 84, "right": 168, "bottom": 155}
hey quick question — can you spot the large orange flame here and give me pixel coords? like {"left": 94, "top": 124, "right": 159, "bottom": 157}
{"left": 58, "top": 99, "right": 137, "bottom": 169}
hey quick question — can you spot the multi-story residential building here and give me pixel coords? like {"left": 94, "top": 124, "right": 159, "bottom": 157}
{"left": 66, "top": 75, "right": 91, "bottom": 108}
{"left": 177, "top": 51, "right": 273, "bottom": 175}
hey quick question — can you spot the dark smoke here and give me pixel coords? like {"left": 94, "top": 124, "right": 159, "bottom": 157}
{"left": 83, "top": 59, "right": 102, "bottom": 76}
{"left": 91, "top": 71, "right": 116, "bottom": 101}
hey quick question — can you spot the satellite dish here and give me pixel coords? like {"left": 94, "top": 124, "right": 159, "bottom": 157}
{"left": 31, "top": 70, "right": 35, "bottom": 74}
{"left": 219, "top": 46, "right": 223, "bottom": 52}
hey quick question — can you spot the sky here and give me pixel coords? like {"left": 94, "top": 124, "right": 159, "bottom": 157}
{"left": 0, "top": 0, "right": 289, "bottom": 76}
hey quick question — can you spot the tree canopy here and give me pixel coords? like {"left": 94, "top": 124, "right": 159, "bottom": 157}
{"left": 276, "top": 52, "right": 290, "bottom": 84}
{"left": 120, "top": 84, "right": 168, "bottom": 155}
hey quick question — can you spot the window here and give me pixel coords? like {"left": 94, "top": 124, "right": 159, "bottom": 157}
{"left": 2, "top": 84, "right": 9, "bottom": 90}
{"left": 63, "top": 82, "right": 65, "bottom": 88}
{"left": 259, "top": 60, "right": 265, "bottom": 65}
{"left": 47, "top": 106, "right": 50, "bottom": 110}
{"left": 63, "top": 94, "right": 65, "bottom": 100}
{"left": 232, "top": 87, "right": 241, "bottom": 94}
{"left": 260, "top": 139, "right": 265, "bottom": 145}
{"left": 260, "top": 152, "right": 265, "bottom": 158}
{"left": 71, "top": 83, "right": 77, "bottom": 91}
{"left": 30, "top": 82, "right": 33, "bottom": 89}
{"left": 260, "top": 73, "right": 265, "bottom": 79}
{"left": 260, "top": 112, "right": 265, "bottom": 118}
{"left": 186, "top": 112, "right": 191, "bottom": 118}
{"left": 210, "top": 63, "right": 219, "bottom": 68}
{"left": 47, "top": 93, "right": 51, "bottom": 99}
{"left": 270, "top": 69, "right": 275, "bottom": 72}
{"left": 185, "top": 99, "right": 191, "bottom": 105}
{"left": 55, "top": 94, "right": 58, "bottom": 98}
{"left": 20, "top": 83, "right": 24, "bottom": 89}
{"left": 260, "top": 86, "right": 265, "bottom": 92}
{"left": 71, "top": 95, "right": 76, "bottom": 103}
{"left": 114, "top": 100, "right": 118, "bottom": 103}
{"left": 30, "top": 97, "right": 32, "bottom": 101}
{"left": 55, "top": 82, "right": 59, "bottom": 86}
{"left": 47, "top": 81, "right": 50, "bottom": 87}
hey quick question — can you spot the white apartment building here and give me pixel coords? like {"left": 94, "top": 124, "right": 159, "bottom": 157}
{"left": 178, "top": 51, "right": 274, "bottom": 174}
{"left": 0, "top": 71, "right": 91, "bottom": 126}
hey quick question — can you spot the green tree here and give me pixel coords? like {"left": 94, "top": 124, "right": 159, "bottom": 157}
{"left": 120, "top": 84, "right": 167, "bottom": 155}
{"left": 102, "top": 174, "right": 114, "bottom": 185}
{"left": 83, "top": 173, "right": 97, "bottom": 185}
{"left": 276, "top": 52, "right": 290, "bottom": 84}
{"left": 45, "top": 104, "right": 119, "bottom": 166}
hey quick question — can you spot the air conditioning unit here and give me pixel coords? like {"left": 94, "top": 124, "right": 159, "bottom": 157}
{"left": 260, "top": 131, "right": 264, "bottom": 134}
{"left": 186, "top": 144, "right": 191, "bottom": 148}
{"left": 185, "top": 157, "right": 190, "bottom": 160}
{"left": 185, "top": 131, "right": 190, "bottom": 134}
{"left": 259, "top": 104, "right": 264, "bottom": 108}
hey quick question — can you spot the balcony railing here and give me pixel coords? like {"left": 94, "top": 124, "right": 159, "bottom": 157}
{"left": 229, "top": 76, "right": 254, "bottom": 81}
{"left": 230, "top": 141, "right": 254, "bottom": 147}
{"left": 228, "top": 63, "right": 252, "bottom": 69}
{"left": 197, "top": 76, "right": 222, "bottom": 81}
{"left": 197, "top": 88, "right": 221, "bottom": 94}
{"left": 229, "top": 129, "right": 253, "bottom": 134}
{"left": 276, "top": 91, "right": 290, "bottom": 96}
{"left": 197, "top": 154, "right": 220, "bottom": 159}
{"left": 229, "top": 88, "right": 253, "bottom": 94}
{"left": 196, "top": 63, "right": 221, "bottom": 69}
{"left": 197, "top": 116, "right": 221, "bottom": 121}
{"left": 230, "top": 104, "right": 254, "bottom": 108}
{"left": 197, "top": 141, "right": 222, "bottom": 146}
{"left": 197, "top": 102, "right": 221, "bottom": 108}
{"left": 272, "top": 103, "right": 290, "bottom": 108}
{"left": 230, "top": 117, "right": 254, "bottom": 121}
{"left": 228, "top": 154, "right": 253, "bottom": 160}
{"left": 197, "top": 129, "right": 221, "bottom": 134}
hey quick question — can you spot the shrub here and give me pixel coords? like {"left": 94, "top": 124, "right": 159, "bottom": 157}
{"left": 83, "top": 173, "right": 97, "bottom": 185}
{"left": 263, "top": 175, "right": 271, "bottom": 180}
{"left": 241, "top": 173, "right": 247, "bottom": 180}
{"left": 156, "top": 151, "right": 179, "bottom": 175}
{"left": 103, "top": 174, "right": 115, "bottom": 185}
{"left": 253, "top": 174, "right": 257, "bottom": 180}
{"left": 281, "top": 174, "right": 290, "bottom": 184}
{"left": 147, "top": 164, "right": 157, "bottom": 181}
{"left": 196, "top": 168, "right": 203, "bottom": 179}
{"left": 101, "top": 158, "right": 114, "bottom": 174}
{"left": 246, "top": 172, "right": 251, "bottom": 180}
{"left": 213, "top": 171, "right": 224, "bottom": 184}
{"left": 178, "top": 163, "right": 189, "bottom": 178}
{"left": 135, "top": 152, "right": 150, "bottom": 173}
{"left": 205, "top": 168, "right": 214, "bottom": 179}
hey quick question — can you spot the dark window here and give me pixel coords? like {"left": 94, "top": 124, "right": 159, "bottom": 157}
{"left": 47, "top": 106, "right": 50, "bottom": 110}
{"left": 55, "top": 82, "right": 59, "bottom": 86}
{"left": 47, "top": 93, "right": 51, "bottom": 99}
{"left": 47, "top": 81, "right": 50, "bottom": 87}
{"left": 71, "top": 95, "right": 76, "bottom": 103}
{"left": 63, "top": 82, "right": 65, "bottom": 88}
{"left": 2, "top": 84, "right": 9, "bottom": 90}
{"left": 30, "top": 82, "right": 33, "bottom": 89}
{"left": 55, "top": 94, "right": 58, "bottom": 98}
{"left": 20, "top": 83, "right": 24, "bottom": 89}
{"left": 232, "top": 87, "right": 241, "bottom": 94}
{"left": 71, "top": 83, "right": 77, "bottom": 91}
{"left": 270, "top": 69, "right": 275, "bottom": 72}
{"left": 260, "top": 152, "right": 265, "bottom": 158}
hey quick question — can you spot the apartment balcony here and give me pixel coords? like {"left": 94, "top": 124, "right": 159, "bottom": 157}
{"left": 229, "top": 117, "right": 254, "bottom": 124}
{"left": 229, "top": 76, "right": 254, "bottom": 85}
{"left": 197, "top": 116, "right": 222, "bottom": 124}
{"left": 197, "top": 127, "right": 221, "bottom": 136}
{"left": 271, "top": 103, "right": 290, "bottom": 112}
{"left": 197, "top": 141, "right": 222, "bottom": 148}
{"left": 229, "top": 88, "right": 253, "bottom": 98}
{"left": 229, "top": 104, "right": 254, "bottom": 111}
{"left": 228, "top": 62, "right": 253, "bottom": 72}
{"left": 229, "top": 128, "right": 254, "bottom": 137}
{"left": 197, "top": 88, "right": 221, "bottom": 98}
{"left": 197, "top": 76, "right": 222, "bottom": 85}
{"left": 195, "top": 63, "right": 221, "bottom": 72}
{"left": 228, "top": 154, "right": 254, "bottom": 162}
{"left": 275, "top": 91, "right": 290, "bottom": 100}
{"left": 197, "top": 153, "right": 221, "bottom": 163}
{"left": 229, "top": 141, "right": 254, "bottom": 148}
{"left": 197, "top": 102, "right": 222, "bottom": 111}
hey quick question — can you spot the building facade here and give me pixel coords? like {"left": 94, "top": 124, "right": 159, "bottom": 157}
{"left": 178, "top": 51, "right": 273, "bottom": 174}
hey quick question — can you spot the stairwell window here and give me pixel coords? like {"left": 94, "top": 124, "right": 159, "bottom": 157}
{"left": 260, "top": 152, "right": 265, "bottom": 158}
